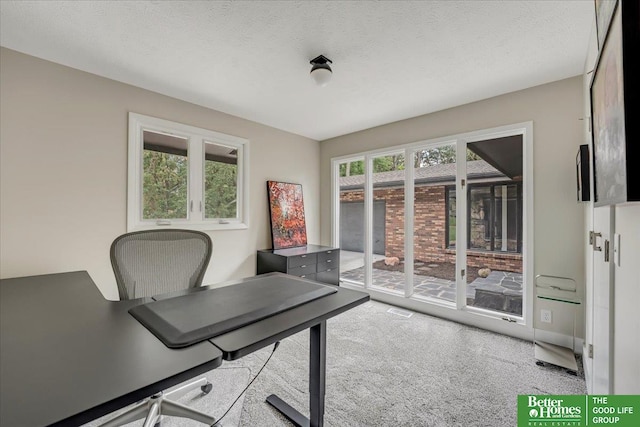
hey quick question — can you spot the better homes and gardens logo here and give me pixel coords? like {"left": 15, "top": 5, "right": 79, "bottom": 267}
{"left": 521, "top": 395, "right": 584, "bottom": 426}
{"left": 518, "top": 395, "right": 640, "bottom": 427}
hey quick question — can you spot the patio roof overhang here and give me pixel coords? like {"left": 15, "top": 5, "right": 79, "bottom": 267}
{"left": 467, "top": 135, "right": 523, "bottom": 180}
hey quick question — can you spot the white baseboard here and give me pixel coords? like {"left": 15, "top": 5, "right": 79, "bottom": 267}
{"left": 345, "top": 283, "right": 585, "bottom": 354}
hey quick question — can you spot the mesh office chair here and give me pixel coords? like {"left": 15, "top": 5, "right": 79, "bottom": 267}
{"left": 102, "top": 229, "right": 215, "bottom": 427}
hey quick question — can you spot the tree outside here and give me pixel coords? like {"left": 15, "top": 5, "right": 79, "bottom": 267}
{"left": 143, "top": 150, "right": 188, "bottom": 219}
{"left": 142, "top": 149, "right": 238, "bottom": 220}
{"left": 204, "top": 160, "right": 237, "bottom": 219}
{"left": 339, "top": 147, "right": 480, "bottom": 177}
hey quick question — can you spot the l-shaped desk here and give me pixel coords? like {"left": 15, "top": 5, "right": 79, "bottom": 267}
{"left": 0, "top": 271, "right": 369, "bottom": 427}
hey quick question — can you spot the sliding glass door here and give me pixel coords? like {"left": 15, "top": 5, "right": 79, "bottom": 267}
{"left": 465, "top": 137, "right": 524, "bottom": 317}
{"left": 411, "top": 144, "right": 458, "bottom": 306}
{"left": 369, "top": 151, "right": 405, "bottom": 295}
{"left": 333, "top": 123, "right": 531, "bottom": 329}
{"left": 337, "top": 157, "right": 365, "bottom": 287}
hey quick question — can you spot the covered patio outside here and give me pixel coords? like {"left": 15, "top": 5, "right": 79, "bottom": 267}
{"left": 337, "top": 138, "right": 524, "bottom": 316}
{"left": 340, "top": 253, "right": 523, "bottom": 316}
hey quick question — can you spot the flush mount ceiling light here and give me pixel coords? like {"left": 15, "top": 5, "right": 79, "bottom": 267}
{"left": 310, "top": 54, "right": 333, "bottom": 87}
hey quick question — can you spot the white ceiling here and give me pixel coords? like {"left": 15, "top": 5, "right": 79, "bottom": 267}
{"left": 0, "top": 1, "right": 594, "bottom": 141}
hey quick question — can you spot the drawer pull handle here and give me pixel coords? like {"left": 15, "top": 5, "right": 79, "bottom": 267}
{"left": 327, "top": 251, "right": 332, "bottom": 254}
{"left": 301, "top": 265, "right": 306, "bottom": 268}
{"left": 301, "top": 255, "right": 307, "bottom": 258}
{"left": 326, "top": 260, "right": 332, "bottom": 263}
{"left": 301, "top": 275, "right": 306, "bottom": 278}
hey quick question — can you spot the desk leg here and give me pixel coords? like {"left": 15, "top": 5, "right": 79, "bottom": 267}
{"left": 266, "top": 320, "right": 326, "bottom": 427}
{"left": 309, "top": 320, "right": 326, "bottom": 426}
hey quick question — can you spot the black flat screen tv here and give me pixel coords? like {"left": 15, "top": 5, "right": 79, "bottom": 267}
{"left": 590, "top": 0, "right": 640, "bottom": 206}
{"left": 576, "top": 145, "right": 590, "bottom": 202}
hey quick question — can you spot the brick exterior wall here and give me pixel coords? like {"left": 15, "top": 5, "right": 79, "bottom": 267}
{"left": 413, "top": 186, "right": 448, "bottom": 263}
{"left": 340, "top": 185, "right": 522, "bottom": 273}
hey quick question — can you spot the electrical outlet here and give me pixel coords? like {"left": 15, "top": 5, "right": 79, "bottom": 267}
{"left": 541, "top": 309, "right": 552, "bottom": 324}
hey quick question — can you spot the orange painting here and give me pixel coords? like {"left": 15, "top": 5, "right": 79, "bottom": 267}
{"left": 267, "top": 181, "right": 307, "bottom": 249}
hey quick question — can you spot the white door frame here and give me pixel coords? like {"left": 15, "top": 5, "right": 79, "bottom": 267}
{"left": 331, "top": 121, "right": 534, "bottom": 340}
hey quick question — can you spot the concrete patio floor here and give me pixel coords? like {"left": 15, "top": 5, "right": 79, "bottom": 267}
{"left": 340, "top": 263, "right": 523, "bottom": 315}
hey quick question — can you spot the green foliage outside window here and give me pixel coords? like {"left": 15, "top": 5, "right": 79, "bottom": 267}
{"left": 142, "top": 150, "right": 238, "bottom": 220}
{"left": 338, "top": 148, "right": 481, "bottom": 177}
{"left": 204, "top": 160, "right": 237, "bottom": 219}
{"left": 339, "top": 155, "right": 405, "bottom": 177}
{"left": 143, "top": 150, "right": 187, "bottom": 219}
{"left": 339, "top": 161, "right": 363, "bottom": 177}
{"left": 415, "top": 146, "right": 480, "bottom": 167}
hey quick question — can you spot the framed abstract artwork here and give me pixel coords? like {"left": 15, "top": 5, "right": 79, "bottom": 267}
{"left": 590, "top": 0, "right": 640, "bottom": 206}
{"left": 267, "top": 181, "right": 308, "bottom": 249}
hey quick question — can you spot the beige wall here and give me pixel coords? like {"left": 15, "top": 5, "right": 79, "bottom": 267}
{"left": 0, "top": 48, "right": 320, "bottom": 300}
{"left": 320, "top": 77, "right": 586, "bottom": 337}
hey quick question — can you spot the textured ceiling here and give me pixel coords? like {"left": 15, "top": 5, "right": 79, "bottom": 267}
{"left": 0, "top": 1, "right": 593, "bottom": 141}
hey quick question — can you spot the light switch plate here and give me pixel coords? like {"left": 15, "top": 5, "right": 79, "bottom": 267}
{"left": 614, "top": 233, "right": 621, "bottom": 266}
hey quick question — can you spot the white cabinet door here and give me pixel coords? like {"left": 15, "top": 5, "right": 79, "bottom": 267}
{"left": 591, "top": 205, "right": 614, "bottom": 393}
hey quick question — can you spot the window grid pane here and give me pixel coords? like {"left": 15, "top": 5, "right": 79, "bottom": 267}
{"left": 204, "top": 159, "right": 238, "bottom": 219}
{"left": 142, "top": 130, "right": 188, "bottom": 220}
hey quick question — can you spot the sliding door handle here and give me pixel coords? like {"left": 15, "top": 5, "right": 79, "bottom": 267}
{"left": 592, "top": 232, "right": 602, "bottom": 251}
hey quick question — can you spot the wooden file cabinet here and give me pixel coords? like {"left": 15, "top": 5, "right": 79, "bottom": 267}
{"left": 257, "top": 245, "right": 340, "bottom": 286}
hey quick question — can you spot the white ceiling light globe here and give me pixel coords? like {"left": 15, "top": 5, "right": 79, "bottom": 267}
{"left": 311, "top": 67, "right": 332, "bottom": 87}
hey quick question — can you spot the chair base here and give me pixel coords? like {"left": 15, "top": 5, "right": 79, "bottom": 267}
{"left": 99, "top": 378, "right": 215, "bottom": 427}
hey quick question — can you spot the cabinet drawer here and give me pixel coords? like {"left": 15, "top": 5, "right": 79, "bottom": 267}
{"left": 316, "top": 269, "right": 339, "bottom": 286}
{"left": 317, "top": 250, "right": 338, "bottom": 264}
{"left": 288, "top": 253, "right": 317, "bottom": 268}
{"left": 317, "top": 257, "right": 337, "bottom": 272}
{"left": 289, "top": 263, "right": 316, "bottom": 277}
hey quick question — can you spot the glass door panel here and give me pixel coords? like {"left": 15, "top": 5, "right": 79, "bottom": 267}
{"left": 369, "top": 153, "right": 405, "bottom": 295}
{"left": 338, "top": 159, "right": 365, "bottom": 287}
{"left": 411, "top": 145, "right": 457, "bottom": 305}
{"left": 466, "top": 138, "right": 523, "bottom": 317}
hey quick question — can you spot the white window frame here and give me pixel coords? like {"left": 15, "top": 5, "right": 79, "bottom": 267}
{"left": 127, "top": 113, "right": 250, "bottom": 231}
{"left": 331, "top": 121, "right": 533, "bottom": 337}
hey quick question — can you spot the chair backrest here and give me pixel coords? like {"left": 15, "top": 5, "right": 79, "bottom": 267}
{"left": 110, "top": 229, "right": 212, "bottom": 300}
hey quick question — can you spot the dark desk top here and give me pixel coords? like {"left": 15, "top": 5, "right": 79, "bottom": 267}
{"left": 0, "top": 271, "right": 223, "bottom": 427}
{"left": 1, "top": 271, "right": 368, "bottom": 426}
{"left": 211, "top": 275, "right": 368, "bottom": 360}
{"left": 133, "top": 274, "right": 337, "bottom": 348}
{"left": 154, "top": 273, "right": 370, "bottom": 360}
